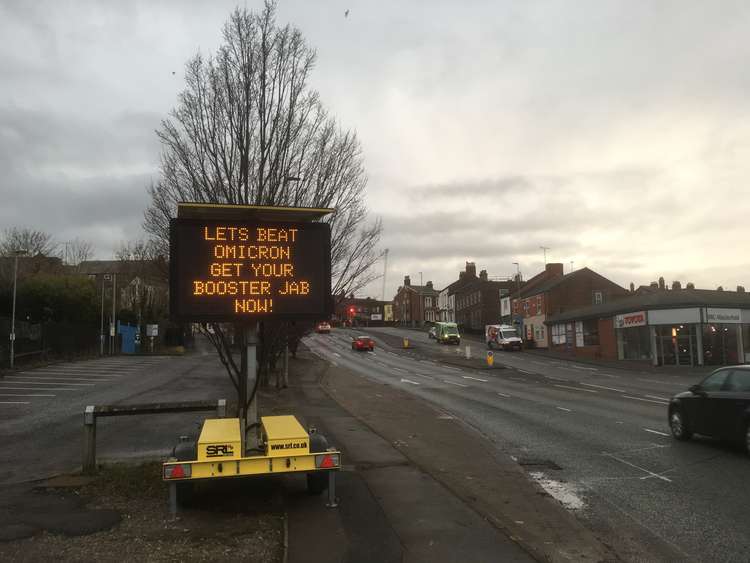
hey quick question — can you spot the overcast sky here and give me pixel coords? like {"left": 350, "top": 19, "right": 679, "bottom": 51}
{"left": 2, "top": 0, "right": 750, "bottom": 298}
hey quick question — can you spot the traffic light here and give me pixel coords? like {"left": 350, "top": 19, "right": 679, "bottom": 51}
{"left": 348, "top": 306, "right": 356, "bottom": 316}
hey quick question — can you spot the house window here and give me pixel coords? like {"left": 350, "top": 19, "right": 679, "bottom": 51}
{"left": 593, "top": 291, "right": 603, "bottom": 305}
{"left": 536, "top": 296, "right": 542, "bottom": 314}
{"left": 425, "top": 297, "right": 432, "bottom": 308}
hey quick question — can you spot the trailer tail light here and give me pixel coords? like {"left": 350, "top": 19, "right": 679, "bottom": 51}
{"left": 164, "top": 463, "right": 192, "bottom": 479}
{"left": 315, "top": 453, "right": 340, "bottom": 469}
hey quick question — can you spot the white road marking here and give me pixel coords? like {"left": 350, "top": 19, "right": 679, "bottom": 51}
{"left": 0, "top": 393, "right": 55, "bottom": 397}
{"left": 600, "top": 373, "right": 621, "bottom": 378}
{"left": 392, "top": 367, "right": 408, "bottom": 373}
{"left": 580, "top": 382, "right": 625, "bottom": 393}
{"left": 6, "top": 375, "right": 112, "bottom": 382}
{"left": 603, "top": 452, "right": 672, "bottom": 482}
{"left": 0, "top": 381, "right": 93, "bottom": 386}
{"left": 331, "top": 361, "right": 339, "bottom": 367}
{"left": 333, "top": 352, "right": 341, "bottom": 358}
{"left": 645, "top": 394, "right": 670, "bottom": 401}
{"left": 20, "top": 372, "right": 121, "bottom": 378}
{"left": 622, "top": 395, "right": 669, "bottom": 405}
{"left": 643, "top": 428, "right": 670, "bottom": 437}
{"left": 401, "top": 378, "right": 421, "bottom": 385}
{"left": 0, "top": 386, "right": 78, "bottom": 391}
{"left": 497, "top": 392, "right": 511, "bottom": 398}
{"left": 545, "top": 376, "right": 567, "bottom": 382}
{"left": 0, "top": 401, "right": 30, "bottom": 404}
{"left": 368, "top": 352, "right": 377, "bottom": 356}
{"left": 556, "top": 406, "right": 572, "bottom": 412}
{"left": 636, "top": 378, "right": 683, "bottom": 387}
{"left": 444, "top": 380, "right": 468, "bottom": 387}
{"left": 463, "top": 376, "right": 488, "bottom": 382}
{"left": 554, "top": 384, "right": 597, "bottom": 393}
{"left": 517, "top": 369, "right": 534, "bottom": 375}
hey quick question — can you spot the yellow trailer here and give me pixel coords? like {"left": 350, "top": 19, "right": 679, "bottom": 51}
{"left": 163, "top": 415, "right": 341, "bottom": 512}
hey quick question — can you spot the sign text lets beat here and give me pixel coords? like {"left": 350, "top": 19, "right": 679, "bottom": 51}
{"left": 192, "top": 225, "right": 310, "bottom": 314}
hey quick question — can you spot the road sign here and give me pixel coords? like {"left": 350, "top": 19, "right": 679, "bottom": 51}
{"left": 9, "top": 333, "right": 15, "bottom": 342}
{"left": 169, "top": 217, "right": 332, "bottom": 321}
{"left": 486, "top": 350, "right": 494, "bottom": 367}
{"left": 146, "top": 324, "right": 159, "bottom": 337}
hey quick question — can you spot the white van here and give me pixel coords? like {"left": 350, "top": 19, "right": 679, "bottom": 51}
{"left": 485, "top": 324, "right": 523, "bottom": 351}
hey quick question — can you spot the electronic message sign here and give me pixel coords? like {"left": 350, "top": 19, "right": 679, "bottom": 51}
{"left": 170, "top": 218, "right": 331, "bottom": 321}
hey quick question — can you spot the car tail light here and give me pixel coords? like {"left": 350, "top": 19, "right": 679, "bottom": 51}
{"left": 164, "top": 463, "right": 192, "bottom": 479}
{"left": 315, "top": 453, "right": 340, "bottom": 469}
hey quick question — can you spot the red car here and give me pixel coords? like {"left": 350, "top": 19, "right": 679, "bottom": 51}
{"left": 352, "top": 336, "right": 375, "bottom": 351}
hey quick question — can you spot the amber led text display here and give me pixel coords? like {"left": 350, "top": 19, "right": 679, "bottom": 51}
{"left": 170, "top": 219, "right": 331, "bottom": 321}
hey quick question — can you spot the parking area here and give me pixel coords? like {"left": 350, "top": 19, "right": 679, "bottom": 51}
{"left": 0, "top": 357, "right": 170, "bottom": 407}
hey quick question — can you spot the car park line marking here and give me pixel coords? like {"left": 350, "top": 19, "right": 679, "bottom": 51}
{"left": 0, "top": 386, "right": 78, "bottom": 391}
{"left": 556, "top": 406, "right": 572, "bottom": 412}
{"left": 0, "top": 393, "right": 55, "bottom": 397}
{"left": 0, "top": 401, "right": 31, "bottom": 404}
{"left": 497, "top": 392, "right": 511, "bottom": 398}
{"left": 643, "top": 428, "right": 670, "bottom": 437}
{"left": 400, "top": 378, "right": 421, "bottom": 385}
{"left": 0, "top": 381, "right": 94, "bottom": 386}
{"left": 622, "top": 395, "right": 669, "bottom": 405}
{"left": 463, "top": 376, "right": 488, "bottom": 382}
{"left": 554, "top": 384, "right": 597, "bottom": 393}
{"left": 7, "top": 375, "right": 114, "bottom": 382}
{"left": 602, "top": 453, "right": 672, "bottom": 482}
{"left": 444, "top": 380, "right": 468, "bottom": 387}
{"left": 645, "top": 394, "right": 670, "bottom": 401}
{"left": 580, "top": 383, "right": 625, "bottom": 393}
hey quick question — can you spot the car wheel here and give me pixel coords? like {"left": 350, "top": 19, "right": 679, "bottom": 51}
{"left": 669, "top": 409, "right": 692, "bottom": 441}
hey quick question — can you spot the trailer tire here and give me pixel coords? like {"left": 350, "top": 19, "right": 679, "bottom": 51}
{"left": 306, "top": 432, "right": 330, "bottom": 495}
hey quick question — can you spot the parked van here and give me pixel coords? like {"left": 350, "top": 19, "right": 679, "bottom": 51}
{"left": 434, "top": 322, "right": 461, "bottom": 345}
{"left": 486, "top": 324, "right": 523, "bottom": 351}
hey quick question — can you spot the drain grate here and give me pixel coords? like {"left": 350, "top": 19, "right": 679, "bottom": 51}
{"left": 517, "top": 458, "right": 562, "bottom": 470}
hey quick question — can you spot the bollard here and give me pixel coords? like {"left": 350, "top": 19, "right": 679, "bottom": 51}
{"left": 487, "top": 351, "right": 494, "bottom": 367}
{"left": 83, "top": 405, "right": 97, "bottom": 475}
{"left": 465, "top": 345, "right": 471, "bottom": 360}
{"left": 403, "top": 337, "right": 409, "bottom": 349}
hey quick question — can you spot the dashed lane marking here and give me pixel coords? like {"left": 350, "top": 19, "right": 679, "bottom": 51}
{"left": 580, "top": 382, "right": 625, "bottom": 393}
{"left": 645, "top": 394, "right": 670, "bottom": 401}
{"left": 0, "top": 381, "right": 94, "bottom": 386}
{"left": 444, "top": 380, "right": 468, "bottom": 387}
{"left": 556, "top": 406, "right": 572, "bottom": 412}
{"left": 517, "top": 369, "right": 534, "bottom": 375}
{"left": 622, "top": 395, "right": 669, "bottom": 405}
{"left": 643, "top": 428, "right": 670, "bottom": 437}
{"left": 554, "top": 384, "right": 597, "bottom": 393}
{"left": 5, "top": 375, "right": 115, "bottom": 382}
{"left": 413, "top": 373, "right": 435, "bottom": 380}
{"left": 463, "top": 376, "right": 488, "bottom": 382}
{"left": 497, "top": 392, "right": 511, "bottom": 398}
{"left": 0, "top": 387, "right": 77, "bottom": 392}
{"left": 400, "top": 378, "right": 421, "bottom": 385}
{"left": 0, "top": 401, "right": 30, "bottom": 404}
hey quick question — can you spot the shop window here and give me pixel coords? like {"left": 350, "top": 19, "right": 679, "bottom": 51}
{"left": 551, "top": 324, "right": 566, "bottom": 345}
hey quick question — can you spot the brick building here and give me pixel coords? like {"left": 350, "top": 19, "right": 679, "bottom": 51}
{"left": 334, "top": 296, "right": 390, "bottom": 326}
{"left": 393, "top": 276, "right": 440, "bottom": 327}
{"left": 452, "top": 263, "right": 517, "bottom": 332}
{"left": 511, "top": 264, "right": 628, "bottom": 348}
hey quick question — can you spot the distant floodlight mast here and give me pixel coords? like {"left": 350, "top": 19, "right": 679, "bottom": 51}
{"left": 10, "top": 249, "right": 29, "bottom": 369}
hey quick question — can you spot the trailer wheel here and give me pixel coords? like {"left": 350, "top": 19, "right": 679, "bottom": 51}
{"left": 306, "top": 432, "right": 330, "bottom": 495}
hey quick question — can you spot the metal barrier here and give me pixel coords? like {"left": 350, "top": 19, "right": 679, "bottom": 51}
{"left": 83, "top": 399, "right": 227, "bottom": 474}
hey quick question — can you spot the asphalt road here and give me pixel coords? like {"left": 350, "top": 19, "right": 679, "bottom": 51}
{"left": 305, "top": 326, "right": 750, "bottom": 563}
{"left": 0, "top": 336, "right": 235, "bottom": 485}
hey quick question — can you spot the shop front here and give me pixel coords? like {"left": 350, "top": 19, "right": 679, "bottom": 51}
{"left": 702, "top": 308, "right": 743, "bottom": 366}
{"left": 615, "top": 311, "right": 650, "bottom": 361}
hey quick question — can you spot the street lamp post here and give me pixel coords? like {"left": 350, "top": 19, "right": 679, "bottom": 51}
{"left": 10, "top": 249, "right": 28, "bottom": 369}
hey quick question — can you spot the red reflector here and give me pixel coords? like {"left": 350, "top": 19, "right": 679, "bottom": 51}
{"left": 319, "top": 455, "right": 335, "bottom": 469}
{"left": 170, "top": 464, "right": 185, "bottom": 478}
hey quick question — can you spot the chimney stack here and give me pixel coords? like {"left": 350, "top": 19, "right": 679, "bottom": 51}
{"left": 479, "top": 269, "right": 488, "bottom": 281}
{"left": 465, "top": 262, "right": 477, "bottom": 278}
{"left": 404, "top": 275, "right": 411, "bottom": 287}
{"left": 426, "top": 281, "right": 433, "bottom": 290}
{"left": 546, "top": 263, "right": 564, "bottom": 277}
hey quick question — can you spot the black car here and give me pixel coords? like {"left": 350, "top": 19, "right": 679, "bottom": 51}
{"left": 668, "top": 365, "right": 750, "bottom": 452}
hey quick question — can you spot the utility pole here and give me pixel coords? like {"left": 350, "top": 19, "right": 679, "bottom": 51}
{"left": 540, "top": 246, "right": 549, "bottom": 266}
{"left": 110, "top": 273, "right": 117, "bottom": 354}
{"left": 9, "top": 249, "right": 28, "bottom": 369}
{"left": 100, "top": 275, "right": 107, "bottom": 355}
{"left": 381, "top": 248, "right": 389, "bottom": 301}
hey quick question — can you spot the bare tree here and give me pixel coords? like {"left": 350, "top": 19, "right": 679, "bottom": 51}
{"left": 0, "top": 227, "right": 57, "bottom": 257}
{"left": 65, "top": 238, "right": 94, "bottom": 267}
{"left": 144, "top": 2, "right": 382, "bottom": 415}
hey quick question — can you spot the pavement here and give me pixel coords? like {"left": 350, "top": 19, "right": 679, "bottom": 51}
{"left": 305, "top": 326, "right": 750, "bottom": 563}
